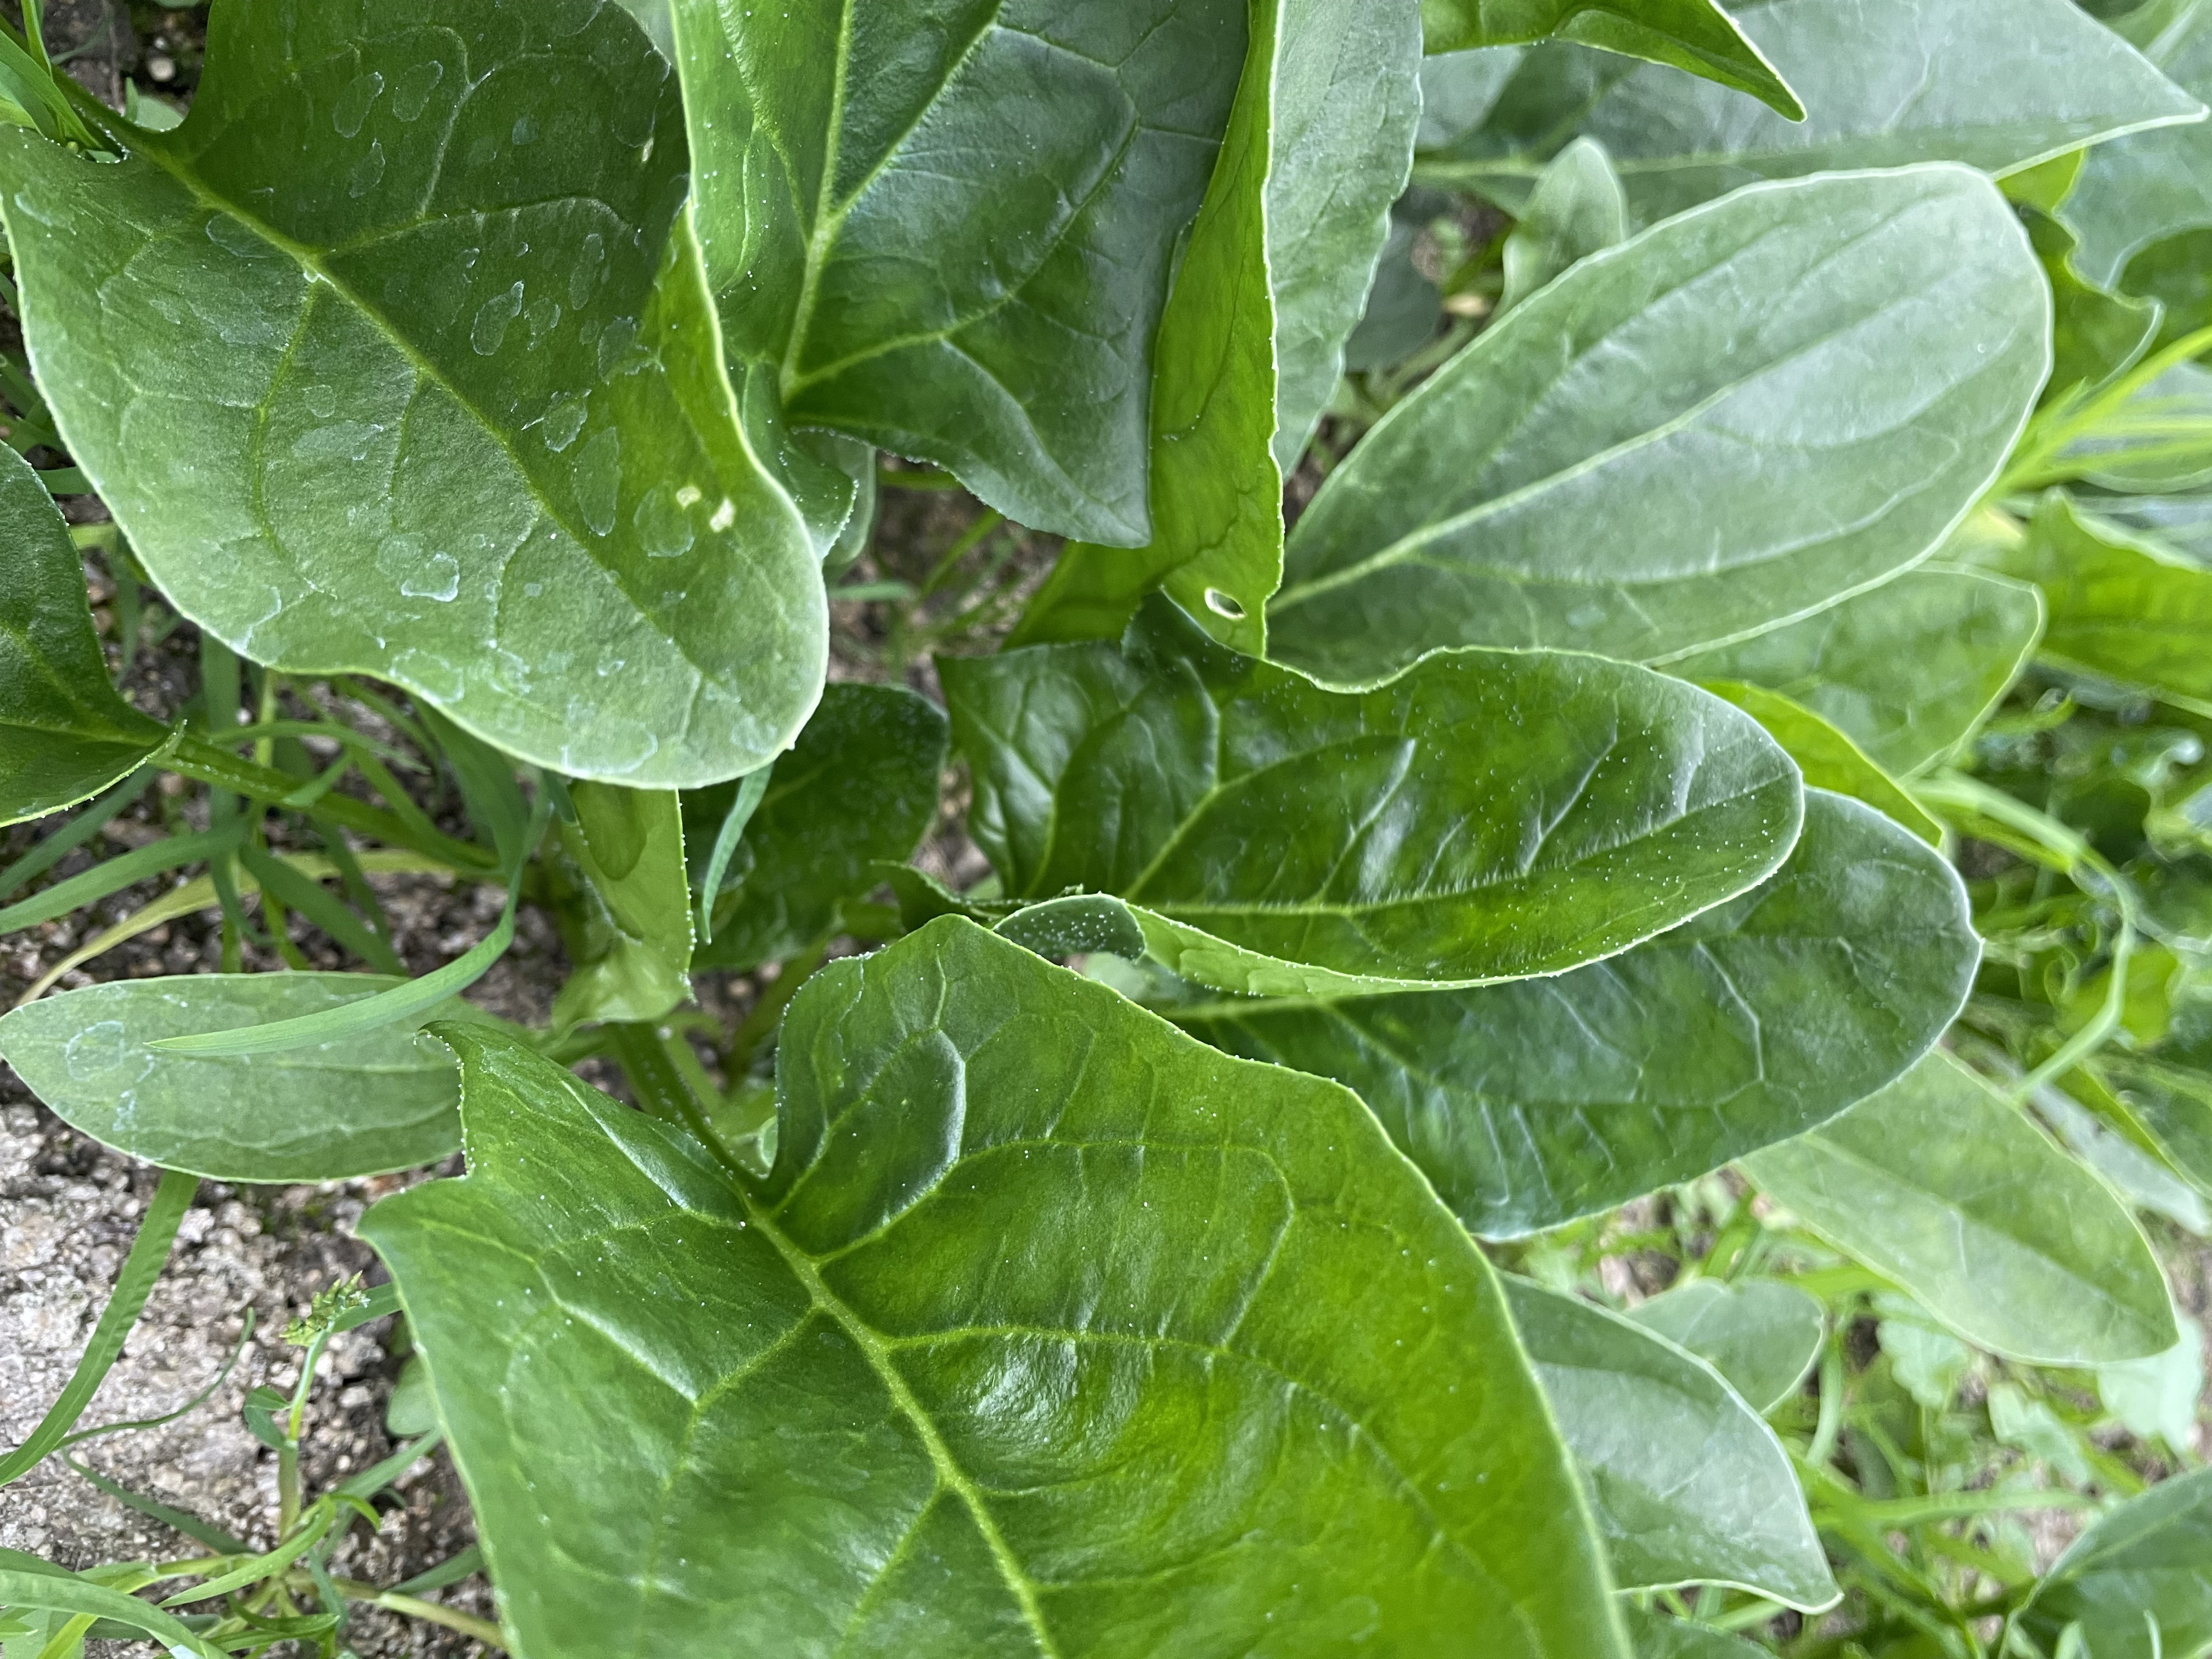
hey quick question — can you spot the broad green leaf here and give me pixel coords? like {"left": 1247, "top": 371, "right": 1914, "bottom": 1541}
{"left": 2020, "top": 1466, "right": 2212, "bottom": 1659}
{"left": 1625, "top": 1279, "right": 1824, "bottom": 1414}
{"left": 665, "top": 0, "right": 1246, "bottom": 548}
{"left": 1503, "top": 1277, "right": 1838, "bottom": 1610}
{"left": 1418, "top": 0, "right": 1801, "bottom": 119}
{"left": 1744, "top": 1051, "right": 2179, "bottom": 1365}
{"left": 1269, "top": 167, "right": 2049, "bottom": 681}
{"left": 363, "top": 920, "right": 1632, "bottom": 1658}
{"left": 2102, "top": 491, "right": 2212, "bottom": 562}
{"left": 1669, "top": 567, "right": 2044, "bottom": 776}
{"left": 943, "top": 595, "right": 1802, "bottom": 998}
{"left": 0, "top": 444, "right": 166, "bottom": 826}
{"left": 2059, "top": 362, "right": 2212, "bottom": 493}
{"left": 2098, "top": 1316, "right": 2204, "bottom": 1453}
{"left": 1342, "top": 219, "right": 1442, "bottom": 373}
{"left": 0, "top": 975, "right": 485, "bottom": 1180}
{"left": 1180, "top": 792, "right": 1974, "bottom": 1237}
{"left": 550, "top": 782, "right": 692, "bottom": 1027}
{"left": 1419, "top": 0, "right": 2203, "bottom": 222}
{"left": 1621, "top": 1607, "right": 1770, "bottom": 1659}
{"left": 1012, "top": 0, "right": 1422, "bottom": 651}
{"left": 1498, "top": 136, "right": 1626, "bottom": 312}
{"left": 2097, "top": 1054, "right": 2212, "bottom": 1194}
{"left": 877, "top": 866, "right": 1147, "bottom": 962}
{"left": 1988, "top": 493, "right": 2212, "bottom": 717}
{"left": 2024, "top": 208, "right": 2163, "bottom": 405}
{"left": 688, "top": 682, "right": 946, "bottom": 972}
{"left": 1699, "top": 682, "right": 1943, "bottom": 845}
{"left": 0, "top": 1, "right": 829, "bottom": 791}
{"left": 2064, "top": 0, "right": 2212, "bottom": 290}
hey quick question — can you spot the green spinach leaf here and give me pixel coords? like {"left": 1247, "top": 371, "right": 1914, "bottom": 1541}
{"left": 943, "top": 595, "right": 1802, "bottom": 997}
{"left": 2019, "top": 1466, "right": 2212, "bottom": 1659}
{"left": 363, "top": 919, "right": 1632, "bottom": 1658}
{"left": 0, "top": 0, "right": 826, "bottom": 788}
{"left": 550, "top": 781, "right": 692, "bottom": 1027}
{"left": 1699, "top": 681, "right": 1943, "bottom": 845}
{"left": 1626, "top": 1279, "right": 1825, "bottom": 1415}
{"left": 1269, "top": 167, "right": 2047, "bottom": 680}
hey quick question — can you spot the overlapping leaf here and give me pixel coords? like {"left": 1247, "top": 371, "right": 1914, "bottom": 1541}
{"left": 1418, "top": 0, "right": 1799, "bottom": 117}
{"left": 2065, "top": 0, "right": 2212, "bottom": 293}
{"left": 0, "top": 447, "right": 166, "bottom": 827}
{"left": 1503, "top": 1278, "right": 1838, "bottom": 1609}
{"left": 0, "top": 975, "right": 488, "bottom": 1181}
{"left": 1669, "top": 568, "right": 2044, "bottom": 775}
{"left": 687, "top": 683, "right": 946, "bottom": 972}
{"left": 0, "top": 0, "right": 826, "bottom": 788}
{"left": 943, "top": 595, "right": 1802, "bottom": 998}
{"left": 549, "top": 782, "right": 691, "bottom": 1026}
{"left": 666, "top": 0, "right": 1246, "bottom": 547}
{"left": 363, "top": 919, "right": 1630, "bottom": 1658}
{"left": 1745, "top": 1052, "right": 2179, "bottom": 1365}
{"left": 1180, "top": 793, "right": 1974, "bottom": 1236}
{"left": 1626, "top": 1279, "right": 1825, "bottom": 1414}
{"left": 1014, "top": 0, "right": 1422, "bottom": 650}
{"left": 1268, "top": 167, "right": 2049, "bottom": 681}
{"left": 2020, "top": 1466, "right": 2212, "bottom": 1659}
{"left": 1699, "top": 682, "right": 1942, "bottom": 844}
{"left": 1419, "top": 0, "right": 2203, "bottom": 220}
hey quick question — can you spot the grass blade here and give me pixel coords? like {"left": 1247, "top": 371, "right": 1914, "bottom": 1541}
{"left": 0, "top": 827, "right": 242, "bottom": 935}
{"left": 61, "top": 1457, "right": 250, "bottom": 1556}
{"left": 59, "top": 1308, "right": 257, "bottom": 1454}
{"left": 0, "top": 1570, "right": 224, "bottom": 1659}
{"left": 0, "top": 768, "right": 156, "bottom": 901}
{"left": 388, "top": 1547, "right": 483, "bottom": 1598}
{"left": 0, "top": 1169, "right": 197, "bottom": 1487}
{"left": 238, "top": 845, "right": 403, "bottom": 974}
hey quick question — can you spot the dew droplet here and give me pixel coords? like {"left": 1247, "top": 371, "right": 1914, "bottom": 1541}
{"left": 634, "top": 484, "right": 694, "bottom": 558}
{"left": 573, "top": 427, "right": 620, "bottom": 537}
{"left": 400, "top": 553, "right": 461, "bottom": 602}
{"left": 512, "top": 114, "right": 540, "bottom": 145}
{"left": 332, "top": 70, "right": 384, "bottom": 138}
{"left": 347, "top": 139, "right": 387, "bottom": 199}
{"left": 471, "top": 281, "right": 525, "bottom": 356}
{"left": 65, "top": 1021, "right": 129, "bottom": 1080}
{"left": 391, "top": 60, "right": 445, "bottom": 122}
{"left": 541, "top": 398, "right": 588, "bottom": 453}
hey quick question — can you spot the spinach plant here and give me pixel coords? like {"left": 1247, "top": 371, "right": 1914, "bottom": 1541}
{"left": 2, "top": 0, "right": 2212, "bottom": 1653}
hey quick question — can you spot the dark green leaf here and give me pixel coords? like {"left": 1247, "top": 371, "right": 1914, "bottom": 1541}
{"left": 1269, "top": 167, "right": 2048, "bottom": 680}
{"left": 1667, "top": 567, "right": 2044, "bottom": 775}
{"left": 1990, "top": 493, "right": 2212, "bottom": 717}
{"left": 1698, "top": 681, "right": 1943, "bottom": 844}
{"left": 1498, "top": 136, "right": 1626, "bottom": 311}
{"left": 1744, "top": 1051, "right": 2179, "bottom": 1365}
{"left": 689, "top": 684, "right": 947, "bottom": 972}
{"left": 1421, "top": 0, "right": 2203, "bottom": 222}
{"left": 0, "top": 975, "right": 490, "bottom": 1180}
{"left": 363, "top": 920, "right": 1631, "bottom": 1658}
{"left": 1011, "top": 0, "right": 1422, "bottom": 651}
{"left": 944, "top": 595, "right": 1802, "bottom": 997}
{"left": 1503, "top": 1277, "right": 1838, "bottom": 1609}
{"left": 552, "top": 782, "right": 692, "bottom": 1026}
{"left": 1418, "top": 0, "right": 1802, "bottom": 119}
{"left": 1179, "top": 792, "right": 1974, "bottom": 1236}
{"left": 667, "top": 0, "right": 1246, "bottom": 546}
{"left": 1624, "top": 1279, "right": 1824, "bottom": 1414}
{"left": 2024, "top": 207, "right": 2163, "bottom": 405}
{"left": 2021, "top": 1466, "right": 2212, "bottom": 1659}
{"left": 0, "top": 0, "right": 826, "bottom": 787}
{"left": 0, "top": 444, "right": 167, "bottom": 827}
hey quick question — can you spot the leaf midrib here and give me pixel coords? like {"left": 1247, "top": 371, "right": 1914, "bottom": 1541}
{"left": 740, "top": 1189, "right": 1067, "bottom": 1658}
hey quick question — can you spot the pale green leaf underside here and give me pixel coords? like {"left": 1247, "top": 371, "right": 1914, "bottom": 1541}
{"left": 1180, "top": 792, "right": 1975, "bottom": 1237}
{"left": 0, "top": 0, "right": 825, "bottom": 788}
{"left": 1417, "top": 0, "right": 1802, "bottom": 119}
{"left": 1745, "top": 1051, "right": 2179, "bottom": 1366}
{"left": 1504, "top": 1277, "right": 1838, "bottom": 1610}
{"left": 1419, "top": 0, "right": 2204, "bottom": 222}
{"left": 670, "top": 0, "right": 1246, "bottom": 547}
{"left": 0, "top": 974, "right": 487, "bottom": 1181}
{"left": 1700, "top": 681, "right": 1943, "bottom": 844}
{"left": 1271, "top": 167, "right": 2049, "bottom": 681}
{"left": 2064, "top": 1, "right": 2212, "bottom": 289}
{"left": 550, "top": 780, "right": 693, "bottom": 1027}
{"left": 363, "top": 920, "right": 1629, "bottom": 1658}
{"left": 0, "top": 444, "right": 167, "bottom": 827}
{"left": 943, "top": 596, "right": 1802, "bottom": 998}
{"left": 1626, "top": 1279, "right": 1824, "bottom": 1415}
{"left": 1669, "top": 567, "right": 2044, "bottom": 776}
{"left": 2021, "top": 1466, "right": 2212, "bottom": 1659}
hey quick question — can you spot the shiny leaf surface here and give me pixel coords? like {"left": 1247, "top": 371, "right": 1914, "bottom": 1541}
{"left": 0, "top": 446, "right": 166, "bottom": 827}
{"left": 0, "top": 975, "right": 487, "bottom": 1181}
{"left": 667, "top": 0, "right": 1246, "bottom": 546}
{"left": 1625, "top": 1279, "right": 1824, "bottom": 1414}
{"left": 1503, "top": 1277, "right": 1838, "bottom": 1609}
{"left": 1745, "top": 1051, "right": 2179, "bottom": 1365}
{"left": 1699, "top": 682, "right": 1943, "bottom": 845}
{"left": 1269, "top": 167, "right": 2048, "bottom": 680}
{"left": 550, "top": 781, "right": 692, "bottom": 1026}
{"left": 2064, "top": 1, "right": 2212, "bottom": 290}
{"left": 1668, "top": 567, "right": 2044, "bottom": 776}
{"left": 363, "top": 919, "right": 1631, "bottom": 1658}
{"left": 1419, "top": 0, "right": 2202, "bottom": 222}
{"left": 943, "top": 596, "right": 1802, "bottom": 997}
{"left": 1179, "top": 793, "right": 1974, "bottom": 1236}
{"left": 689, "top": 684, "right": 946, "bottom": 973}
{"left": 0, "top": 0, "right": 827, "bottom": 787}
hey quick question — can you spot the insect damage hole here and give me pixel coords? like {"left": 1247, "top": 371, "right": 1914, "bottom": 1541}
{"left": 1203, "top": 588, "right": 1245, "bottom": 620}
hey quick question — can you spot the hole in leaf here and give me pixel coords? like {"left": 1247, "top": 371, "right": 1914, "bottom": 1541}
{"left": 1203, "top": 588, "right": 1246, "bottom": 620}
